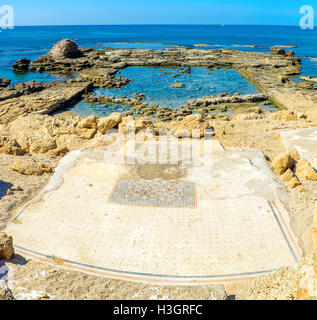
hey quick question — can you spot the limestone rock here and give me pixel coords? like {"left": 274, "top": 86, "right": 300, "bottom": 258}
{"left": 40, "top": 164, "right": 53, "bottom": 174}
{"left": 171, "top": 83, "right": 185, "bottom": 88}
{"left": 6, "top": 189, "right": 13, "bottom": 196}
{"left": 12, "top": 159, "right": 43, "bottom": 176}
{"left": 236, "top": 113, "right": 261, "bottom": 121}
{"left": 271, "top": 153, "right": 293, "bottom": 175}
{"left": 175, "top": 113, "right": 211, "bottom": 138}
{"left": 0, "top": 77, "right": 11, "bottom": 88}
{"left": 49, "top": 39, "right": 80, "bottom": 60}
{"left": 0, "top": 137, "right": 25, "bottom": 156}
{"left": 0, "top": 281, "right": 14, "bottom": 300}
{"left": 247, "top": 107, "right": 263, "bottom": 114}
{"left": 290, "top": 148, "right": 300, "bottom": 162}
{"left": 183, "top": 114, "right": 203, "bottom": 123}
{"left": 280, "top": 168, "right": 295, "bottom": 182}
{"left": 29, "top": 139, "right": 57, "bottom": 154}
{"left": 118, "top": 116, "right": 153, "bottom": 134}
{"left": 78, "top": 128, "right": 97, "bottom": 140}
{"left": 0, "top": 232, "right": 14, "bottom": 260}
{"left": 118, "top": 116, "right": 134, "bottom": 134}
{"left": 288, "top": 176, "right": 301, "bottom": 188}
{"left": 77, "top": 115, "right": 97, "bottom": 129}
{"left": 135, "top": 117, "right": 154, "bottom": 132}
{"left": 50, "top": 146, "right": 69, "bottom": 157}
{"left": 295, "top": 160, "right": 317, "bottom": 181}
{"left": 11, "top": 184, "right": 22, "bottom": 192}
{"left": 271, "top": 111, "right": 298, "bottom": 121}
{"left": 271, "top": 47, "right": 285, "bottom": 55}
{"left": 98, "top": 113, "right": 122, "bottom": 134}
{"left": 12, "top": 58, "right": 31, "bottom": 72}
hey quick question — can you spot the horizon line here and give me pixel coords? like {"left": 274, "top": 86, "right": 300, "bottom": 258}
{"left": 13, "top": 23, "right": 301, "bottom": 28}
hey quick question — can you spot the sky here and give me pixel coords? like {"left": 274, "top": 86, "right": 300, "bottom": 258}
{"left": 2, "top": 0, "right": 315, "bottom": 26}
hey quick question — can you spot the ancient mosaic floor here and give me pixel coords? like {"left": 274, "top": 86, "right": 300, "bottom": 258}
{"left": 280, "top": 127, "right": 317, "bottom": 169}
{"left": 5, "top": 139, "right": 301, "bottom": 285}
{"left": 109, "top": 179, "right": 196, "bottom": 208}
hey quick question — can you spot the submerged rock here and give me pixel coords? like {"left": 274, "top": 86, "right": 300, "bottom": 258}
{"left": 171, "top": 83, "right": 185, "bottom": 88}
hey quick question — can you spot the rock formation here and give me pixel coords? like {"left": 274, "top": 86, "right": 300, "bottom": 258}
{"left": 49, "top": 39, "right": 81, "bottom": 60}
{"left": 0, "top": 232, "right": 14, "bottom": 260}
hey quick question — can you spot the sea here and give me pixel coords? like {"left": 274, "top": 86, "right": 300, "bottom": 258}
{"left": 0, "top": 25, "right": 316, "bottom": 116}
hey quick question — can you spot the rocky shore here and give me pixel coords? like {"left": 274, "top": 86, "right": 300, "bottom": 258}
{"left": 0, "top": 39, "right": 317, "bottom": 300}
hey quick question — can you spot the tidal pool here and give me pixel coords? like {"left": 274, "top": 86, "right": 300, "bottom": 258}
{"left": 70, "top": 66, "right": 258, "bottom": 118}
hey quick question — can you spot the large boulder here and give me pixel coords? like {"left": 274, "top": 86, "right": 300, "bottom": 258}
{"left": 280, "top": 168, "right": 294, "bottom": 182}
{"left": 288, "top": 176, "right": 301, "bottom": 188}
{"left": 173, "top": 113, "right": 211, "bottom": 138}
{"left": 118, "top": 116, "right": 154, "bottom": 134}
{"left": 0, "top": 137, "right": 25, "bottom": 156}
{"left": 0, "top": 232, "right": 14, "bottom": 260}
{"left": 78, "top": 115, "right": 97, "bottom": 129}
{"left": 49, "top": 39, "right": 81, "bottom": 60}
{"left": 12, "top": 58, "right": 31, "bottom": 72}
{"left": 271, "top": 153, "right": 293, "bottom": 175}
{"left": 12, "top": 159, "right": 43, "bottom": 176}
{"left": 98, "top": 113, "right": 122, "bottom": 134}
{"left": 29, "top": 138, "right": 57, "bottom": 154}
{"left": 271, "top": 111, "right": 298, "bottom": 121}
{"left": 295, "top": 160, "right": 317, "bottom": 181}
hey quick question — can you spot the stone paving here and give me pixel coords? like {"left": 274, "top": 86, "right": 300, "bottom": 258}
{"left": 280, "top": 127, "right": 317, "bottom": 169}
{"left": 5, "top": 139, "right": 301, "bottom": 285}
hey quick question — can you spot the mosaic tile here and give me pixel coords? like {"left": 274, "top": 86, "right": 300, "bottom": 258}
{"left": 109, "top": 179, "right": 196, "bottom": 208}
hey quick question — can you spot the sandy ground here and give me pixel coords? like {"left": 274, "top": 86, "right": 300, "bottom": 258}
{"left": 5, "top": 258, "right": 233, "bottom": 300}
{"left": 0, "top": 153, "right": 58, "bottom": 230}
{"left": 0, "top": 117, "right": 316, "bottom": 300}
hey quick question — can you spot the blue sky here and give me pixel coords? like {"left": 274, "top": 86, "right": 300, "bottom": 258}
{"left": 4, "top": 0, "right": 315, "bottom": 26}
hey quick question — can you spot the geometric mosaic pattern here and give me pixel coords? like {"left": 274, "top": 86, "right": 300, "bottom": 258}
{"left": 109, "top": 179, "right": 196, "bottom": 208}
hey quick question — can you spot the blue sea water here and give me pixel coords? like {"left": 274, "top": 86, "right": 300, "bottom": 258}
{"left": 0, "top": 25, "right": 316, "bottom": 115}
{"left": 70, "top": 66, "right": 258, "bottom": 117}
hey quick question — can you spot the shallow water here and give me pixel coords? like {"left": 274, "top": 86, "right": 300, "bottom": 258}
{"left": 68, "top": 66, "right": 258, "bottom": 117}
{"left": 0, "top": 49, "right": 67, "bottom": 85}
